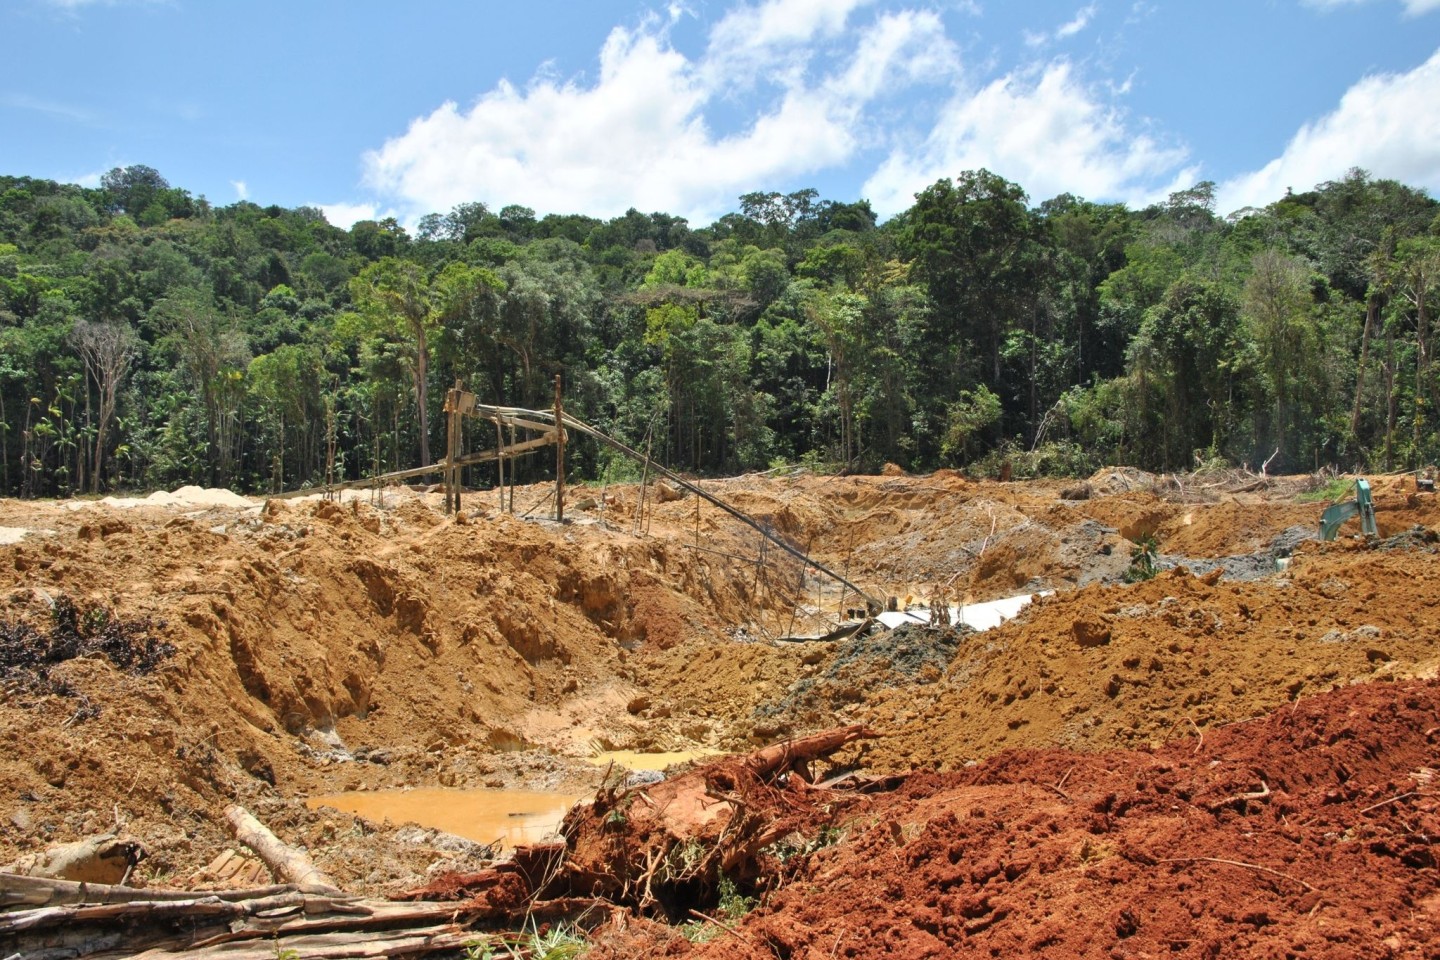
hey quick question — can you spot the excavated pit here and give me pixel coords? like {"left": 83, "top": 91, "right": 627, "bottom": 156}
{"left": 2, "top": 470, "right": 1439, "bottom": 955}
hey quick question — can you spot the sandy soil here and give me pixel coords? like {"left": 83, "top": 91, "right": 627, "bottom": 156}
{"left": 2, "top": 469, "right": 1438, "bottom": 953}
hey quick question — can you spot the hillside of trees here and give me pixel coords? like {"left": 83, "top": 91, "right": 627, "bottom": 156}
{"left": 1, "top": 164, "right": 1438, "bottom": 498}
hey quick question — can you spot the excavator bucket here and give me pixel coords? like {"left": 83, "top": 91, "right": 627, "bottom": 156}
{"left": 1319, "top": 478, "right": 1378, "bottom": 541}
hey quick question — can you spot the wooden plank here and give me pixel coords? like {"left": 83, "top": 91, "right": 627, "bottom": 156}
{"left": 488, "top": 415, "right": 555, "bottom": 434}
{"left": 270, "top": 462, "right": 446, "bottom": 500}
{"left": 451, "top": 434, "right": 557, "bottom": 466}
{"left": 269, "top": 434, "right": 558, "bottom": 501}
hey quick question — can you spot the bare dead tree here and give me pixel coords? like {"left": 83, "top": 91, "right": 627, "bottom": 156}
{"left": 70, "top": 319, "right": 138, "bottom": 493}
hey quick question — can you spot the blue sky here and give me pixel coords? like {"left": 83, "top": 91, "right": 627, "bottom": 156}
{"left": 3, "top": 0, "right": 1438, "bottom": 227}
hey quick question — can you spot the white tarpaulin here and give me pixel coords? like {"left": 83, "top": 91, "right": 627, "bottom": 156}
{"left": 877, "top": 591, "right": 1052, "bottom": 633}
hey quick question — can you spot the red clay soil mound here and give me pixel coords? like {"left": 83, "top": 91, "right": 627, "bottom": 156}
{"left": 613, "top": 679, "right": 1440, "bottom": 960}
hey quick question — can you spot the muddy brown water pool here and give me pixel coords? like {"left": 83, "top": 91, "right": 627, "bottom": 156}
{"left": 306, "top": 752, "right": 714, "bottom": 847}
{"left": 306, "top": 788, "right": 584, "bottom": 847}
{"left": 585, "top": 749, "right": 715, "bottom": 769}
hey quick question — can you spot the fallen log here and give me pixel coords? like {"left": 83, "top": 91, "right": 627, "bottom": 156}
{"left": 405, "top": 725, "right": 884, "bottom": 924}
{"left": 130, "top": 924, "right": 475, "bottom": 959}
{"left": 223, "top": 804, "right": 339, "bottom": 894}
{"left": 1, "top": 876, "right": 472, "bottom": 959}
{"left": 742, "top": 724, "right": 875, "bottom": 780}
{"left": 1, "top": 872, "right": 297, "bottom": 910}
{"left": 562, "top": 725, "right": 878, "bottom": 917}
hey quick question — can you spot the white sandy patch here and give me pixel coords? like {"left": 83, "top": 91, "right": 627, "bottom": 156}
{"left": 66, "top": 486, "right": 255, "bottom": 511}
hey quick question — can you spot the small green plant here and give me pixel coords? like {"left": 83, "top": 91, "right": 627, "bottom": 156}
{"left": 1124, "top": 535, "right": 1158, "bottom": 583}
{"left": 463, "top": 939, "right": 496, "bottom": 960}
{"left": 528, "top": 922, "right": 587, "bottom": 960}
{"left": 715, "top": 874, "right": 757, "bottom": 921}
{"left": 763, "top": 823, "right": 849, "bottom": 865}
{"left": 680, "top": 918, "right": 724, "bottom": 944}
{"left": 473, "top": 921, "right": 587, "bottom": 960}
{"left": 680, "top": 874, "right": 757, "bottom": 943}
{"left": 1298, "top": 476, "right": 1353, "bottom": 503}
{"left": 659, "top": 838, "right": 708, "bottom": 882}
{"left": 272, "top": 938, "right": 300, "bottom": 960}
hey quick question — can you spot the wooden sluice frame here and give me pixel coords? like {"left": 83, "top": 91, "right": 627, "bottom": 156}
{"left": 278, "top": 380, "right": 880, "bottom": 611}
{"left": 276, "top": 378, "right": 568, "bottom": 520}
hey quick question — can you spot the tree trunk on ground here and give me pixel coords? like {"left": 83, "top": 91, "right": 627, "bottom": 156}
{"left": 223, "top": 804, "right": 338, "bottom": 894}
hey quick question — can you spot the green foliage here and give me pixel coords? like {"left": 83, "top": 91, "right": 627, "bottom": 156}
{"left": 1124, "top": 536, "right": 1159, "bottom": 583}
{"left": 716, "top": 873, "right": 758, "bottom": 920}
{"left": 1297, "top": 476, "right": 1355, "bottom": 503}
{"left": 941, "top": 384, "right": 1002, "bottom": 464}
{"left": 1, "top": 165, "right": 1439, "bottom": 495}
{"left": 680, "top": 874, "right": 759, "bottom": 943}
{"left": 467, "top": 920, "right": 587, "bottom": 960}
{"left": 762, "top": 823, "right": 848, "bottom": 865}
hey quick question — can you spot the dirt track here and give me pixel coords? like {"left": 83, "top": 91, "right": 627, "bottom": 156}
{"left": 2, "top": 469, "right": 1438, "bottom": 953}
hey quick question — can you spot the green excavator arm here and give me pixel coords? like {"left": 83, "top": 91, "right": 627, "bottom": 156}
{"left": 1319, "top": 478, "right": 1377, "bottom": 541}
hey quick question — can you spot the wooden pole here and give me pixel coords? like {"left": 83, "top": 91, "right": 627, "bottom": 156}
{"left": 324, "top": 399, "right": 336, "bottom": 499}
{"left": 443, "top": 383, "right": 458, "bottom": 515}
{"left": 554, "top": 374, "right": 565, "bottom": 523}
{"left": 495, "top": 417, "right": 505, "bottom": 513}
{"left": 635, "top": 425, "right": 652, "bottom": 537}
{"left": 223, "top": 804, "right": 339, "bottom": 894}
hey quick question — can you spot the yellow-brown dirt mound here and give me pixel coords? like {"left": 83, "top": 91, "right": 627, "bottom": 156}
{"left": 3, "top": 471, "right": 1439, "bottom": 901}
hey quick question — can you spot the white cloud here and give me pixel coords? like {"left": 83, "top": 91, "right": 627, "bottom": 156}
{"left": 316, "top": 201, "right": 381, "bottom": 230}
{"left": 1300, "top": 0, "right": 1439, "bottom": 14}
{"left": 360, "top": 0, "right": 955, "bottom": 224}
{"left": 863, "top": 59, "right": 1195, "bottom": 216}
{"left": 1217, "top": 48, "right": 1440, "bottom": 214}
{"left": 1, "top": 92, "right": 94, "bottom": 123}
{"left": 1024, "top": 3, "right": 1098, "bottom": 47}
{"left": 829, "top": 10, "right": 959, "bottom": 101}
{"left": 40, "top": 0, "right": 172, "bottom": 10}
{"left": 230, "top": 180, "right": 248, "bottom": 201}
{"left": 1057, "top": 4, "right": 1098, "bottom": 38}
{"left": 705, "top": 0, "right": 870, "bottom": 72}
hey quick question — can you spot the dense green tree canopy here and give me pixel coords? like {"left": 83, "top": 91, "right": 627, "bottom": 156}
{"left": 1, "top": 163, "right": 1437, "bottom": 498}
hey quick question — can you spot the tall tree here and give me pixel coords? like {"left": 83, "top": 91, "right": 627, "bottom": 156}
{"left": 1393, "top": 236, "right": 1440, "bottom": 465}
{"left": 349, "top": 258, "right": 502, "bottom": 466}
{"left": 806, "top": 288, "right": 868, "bottom": 467}
{"left": 902, "top": 170, "right": 1042, "bottom": 391}
{"left": 1241, "top": 249, "right": 1315, "bottom": 468}
{"left": 151, "top": 294, "right": 250, "bottom": 484}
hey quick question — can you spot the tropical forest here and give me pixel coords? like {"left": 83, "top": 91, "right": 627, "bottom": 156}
{"left": 2, "top": 163, "right": 1438, "bottom": 498}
